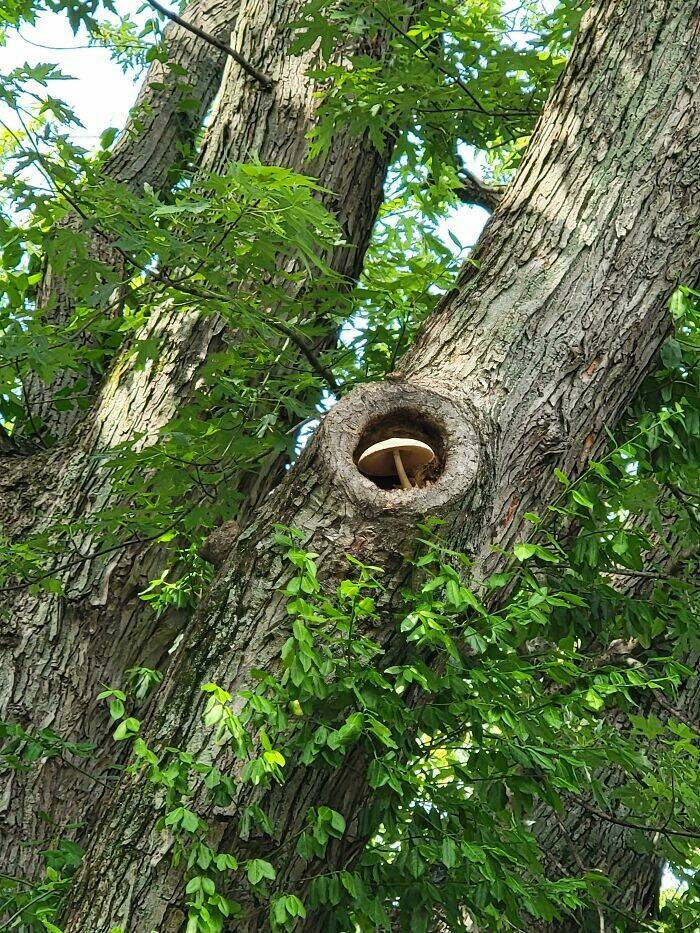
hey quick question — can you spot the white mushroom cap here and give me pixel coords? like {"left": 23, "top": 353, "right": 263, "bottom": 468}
{"left": 357, "top": 437, "right": 436, "bottom": 477}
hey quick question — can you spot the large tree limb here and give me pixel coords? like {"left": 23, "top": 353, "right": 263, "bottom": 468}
{"left": 456, "top": 167, "right": 505, "bottom": 212}
{"left": 0, "top": 0, "right": 395, "bottom": 881}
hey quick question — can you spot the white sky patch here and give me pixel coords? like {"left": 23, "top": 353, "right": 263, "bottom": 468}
{"left": 1, "top": 3, "right": 143, "bottom": 137}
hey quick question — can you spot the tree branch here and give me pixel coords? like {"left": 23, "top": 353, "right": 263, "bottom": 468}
{"left": 456, "top": 167, "right": 505, "bottom": 212}
{"left": 565, "top": 794, "right": 700, "bottom": 841}
{"left": 144, "top": 0, "right": 274, "bottom": 91}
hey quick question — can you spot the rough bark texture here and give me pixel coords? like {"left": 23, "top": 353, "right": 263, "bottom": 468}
{"left": 532, "top": 756, "right": 664, "bottom": 932}
{"left": 24, "top": 0, "right": 243, "bottom": 440}
{"left": 103, "top": 0, "right": 242, "bottom": 190}
{"left": 529, "top": 546, "right": 700, "bottom": 931}
{"left": 0, "top": 0, "right": 393, "bottom": 880}
{"left": 59, "top": 1, "right": 700, "bottom": 929}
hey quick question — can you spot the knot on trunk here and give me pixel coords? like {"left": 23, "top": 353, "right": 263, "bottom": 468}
{"left": 199, "top": 518, "right": 240, "bottom": 568}
{"left": 318, "top": 380, "right": 480, "bottom": 518}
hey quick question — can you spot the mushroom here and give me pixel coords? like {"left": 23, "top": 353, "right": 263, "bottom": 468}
{"left": 357, "top": 437, "right": 436, "bottom": 490}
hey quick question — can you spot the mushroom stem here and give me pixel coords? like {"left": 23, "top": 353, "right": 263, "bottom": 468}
{"left": 393, "top": 450, "right": 412, "bottom": 490}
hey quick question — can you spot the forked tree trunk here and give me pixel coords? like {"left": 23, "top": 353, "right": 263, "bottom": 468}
{"left": 60, "top": 1, "right": 700, "bottom": 929}
{"left": 0, "top": 0, "right": 394, "bottom": 879}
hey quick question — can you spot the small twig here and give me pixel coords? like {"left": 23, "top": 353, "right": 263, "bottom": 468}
{"left": 261, "top": 316, "right": 341, "bottom": 395}
{"left": 61, "top": 753, "right": 112, "bottom": 789}
{"left": 667, "top": 482, "right": 700, "bottom": 504}
{"left": 548, "top": 561, "right": 698, "bottom": 585}
{"left": 660, "top": 771, "right": 676, "bottom": 834}
{"left": 14, "top": 362, "right": 48, "bottom": 448}
{"left": 0, "top": 872, "right": 33, "bottom": 889}
{"left": 0, "top": 422, "right": 21, "bottom": 454}
{"left": 653, "top": 691, "right": 699, "bottom": 732}
{"left": 375, "top": 8, "right": 486, "bottom": 114}
{"left": 416, "top": 105, "right": 537, "bottom": 116}
{"left": 152, "top": 270, "right": 342, "bottom": 394}
{"left": 388, "top": 314, "right": 409, "bottom": 372}
{"left": 144, "top": 0, "right": 274, "bottom": 90}
{"left": 552, "top": 810, "right": 605, "bottom": 932}
{"left": 567, "top": 794, "right": 700, "bottom": 840}
{"left": 0, "top": 891, "right": 53, "bottom": 932}
{"left": 14, "top": 139, "right": 338, "bottom": 398}
{"left": 0, "top": 534, "right": 152, "bottom": 594}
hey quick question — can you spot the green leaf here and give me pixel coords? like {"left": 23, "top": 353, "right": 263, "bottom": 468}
{"left": 113, "top": 717, "right": 140, "bottom": 741}
{"left": 441, "top": 836, "right": 457, "bottom": 868}
{"left": 571, "top": 489, "right": 594, "bottom": 509}
{"left": 584, "top": 689, "right": 604, "bottom": 711}
{"left": 246, "top": 858, "right": 276, "bottom": 885}
{"left": 514, "top": 543, "right": 537, "bottom": 561}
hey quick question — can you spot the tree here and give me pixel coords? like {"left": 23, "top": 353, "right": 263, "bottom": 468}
{"left": 2, "top": 0, "right": 553, "bottom": 895}
{"left": 1, "top": 0, "right": 699, "bottom": 930}
{"left": 51, "top": 0, "right": 699, "bottom": 928}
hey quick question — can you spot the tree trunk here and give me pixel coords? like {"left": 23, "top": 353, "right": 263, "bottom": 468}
{"left": 0, "top": 0, "right": 393, "bottom": 879}
{"left": 530, "top": 674, "right": 700, "bottom": 931}
{"left": 59, "top": 1, "right": 700, "bottom": 929}
{"left": 529, "top": 550, "right": 700, "bottom": 931}
{"left": 24, "top": 0, "right": 243, "bottom": 440}
{"left": 532, "top": 756, "right": 664, "bottom": 932}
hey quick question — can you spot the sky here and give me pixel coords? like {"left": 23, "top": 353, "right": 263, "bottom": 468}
{"left": 1, "top": 3, "right": 142, "bottom": 141}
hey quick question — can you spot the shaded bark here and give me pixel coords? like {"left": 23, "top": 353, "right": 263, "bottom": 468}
{"left": 24, "top": 0, "right": 242, "bottom": 440}
{"left": 529, "top": 684, "right": 699, "bottom": 932}
{"left": 59, "top": 1, "right": 700, "bottom": 929}
{"left": 528, "top": 533, "right": 699, "bottom": 932}
{"left": 0, "top": 0, "right": 394, "bottom": 880}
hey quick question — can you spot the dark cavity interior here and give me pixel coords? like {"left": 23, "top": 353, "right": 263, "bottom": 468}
{"left": 353, "top": 407, "right": 447, "bottom": 490}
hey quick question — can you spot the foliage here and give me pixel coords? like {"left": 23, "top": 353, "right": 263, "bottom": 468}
{"left": 0, "top": 0, "right": 699, "bottom": 930}
{"left": 292, "top": 0, "right": 580, "bottom": 170}
{"left": 1, "top": 289, "right": 698, "bottom": 929}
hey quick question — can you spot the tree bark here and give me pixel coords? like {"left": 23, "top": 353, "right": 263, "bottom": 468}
{"left": 24, "top": 0, "right": 244, "bottom": 440}
{"left": 59, "top": 1, "right": 700, "bottom": 929}
{"left": 456, "top": 168, "right": 504, "bottom": 212}
{"left": 0, "top": 0, "right": 394, "bottom": 880}
{"left": 528, "top": 536, "right": 700, "bottom": 931}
